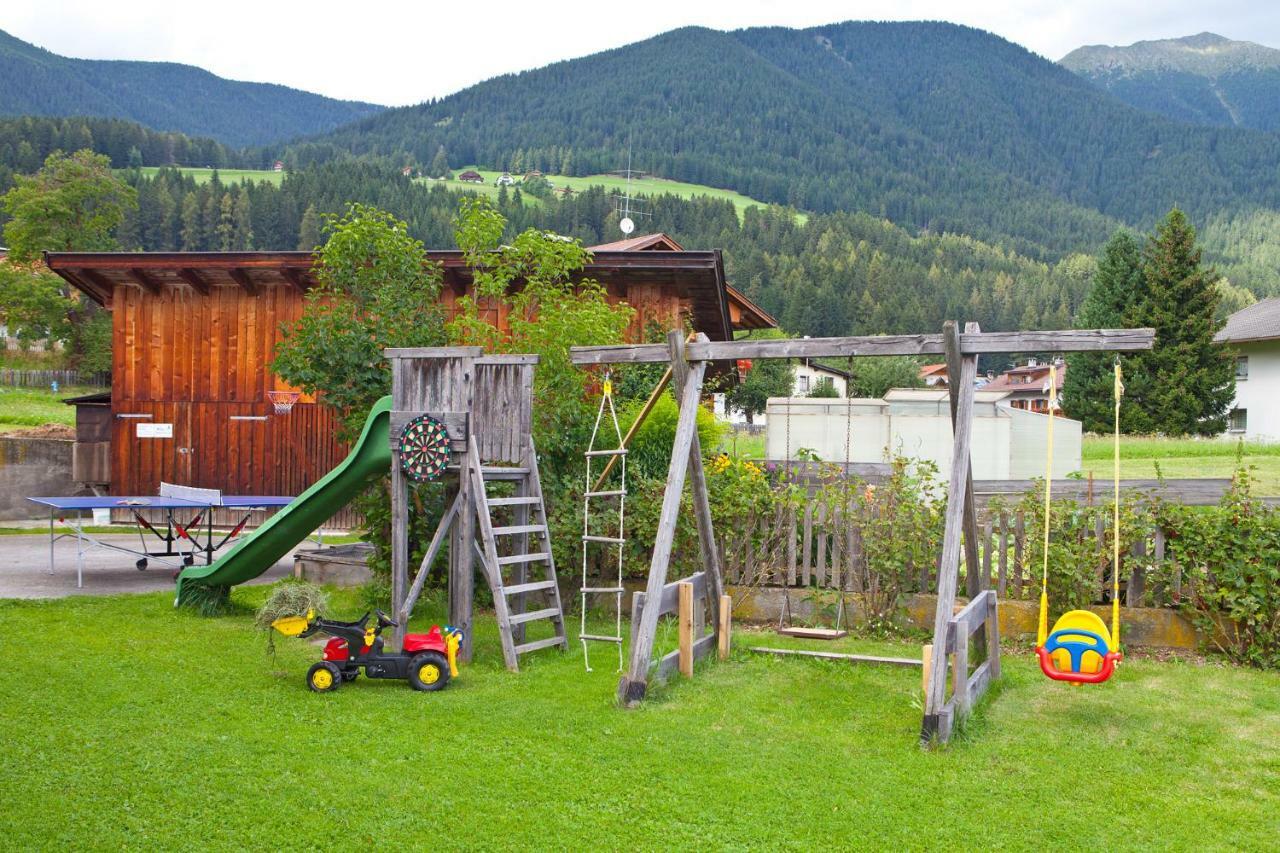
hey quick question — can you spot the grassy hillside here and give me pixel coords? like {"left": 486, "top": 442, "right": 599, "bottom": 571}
{"left": 135, "top": 166, "right": 285, "bottom": 186}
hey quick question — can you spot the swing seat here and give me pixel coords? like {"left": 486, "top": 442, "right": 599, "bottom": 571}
{"left": 1035, "top": 609, "right": 1122, "bottom": 684}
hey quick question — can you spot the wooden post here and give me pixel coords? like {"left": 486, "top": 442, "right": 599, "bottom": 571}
{"left": 985, "top": 590, "right": 1002, "bottom": 680}
{"left": 922, "top": 320, "right": 979, "bottom": 743}
{"left": 390, "top": 462, "right": 409, "bottom": 651}
{"left": 921, "top": 643, "right": 932, "bottom": 695}
{"left": 718, "top": 594, "right": 732, "bottom": 660}
{"left": 951, "top": 618, "right": 970, "bottom": 716}
{"left": 617, "top": 339, "right": 708, "bottom": 706}
{"left": 448, "top": 356, "right": 478, "bottom": 662}
{"left": 946, "top": 321, "right": 987, "bottom": 665}
{"left": 670, "top": 332, "right": 724, "bottom": 629}
{"left": 678, "top": 581, "right": 694, "bottom": 678}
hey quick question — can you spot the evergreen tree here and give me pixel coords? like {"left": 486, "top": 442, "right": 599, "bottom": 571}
{"left": 1130, "top": 208, "right": 1235, "bottom": 435}
{"left": 428, "top": 145, "right": 450, "bottom": 179}
{"left": 180, "top": 193, "right": 202, "bottom": 250}
{"left": 1063, "top": 231, "right": 1143, "bottom": 431}
{"left": 232, "top": 190, "right": 254, "bottom": 250}
{"left": 216, "top": 193, "right": 235, "bottom": 251}
{"left": 297, "top": 204, "right": 322, "bottom": 250}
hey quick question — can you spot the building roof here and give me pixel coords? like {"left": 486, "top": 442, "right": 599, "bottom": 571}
{"left": 589, "top": 233, "right": 685, "bottom": 252}
{"left": 982, "top": 361, "right": 1064, "bottom": 394}
{"left": 44, "top": 245, "right": 776, "bottom": 341}
{"left": 920, "top": 363, "right": 948, "bottom": 378}
{"left": 1215, "top": 298, "right": 1280, "bottom": 344}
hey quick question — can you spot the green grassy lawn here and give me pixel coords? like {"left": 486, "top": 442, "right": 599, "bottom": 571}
{"left": 1080, "top": 435, "right": 1280, "bottom": 495}
{"left": 423, "top": 167, "right": 797, "bottom": 222}
{"left": 1, "top": 584, "right": 1276, "bottom": 848}
{"left": 0, "top": 385, "right": 98, "bottom": 433}
{"left": 134, "top": 166, "right": 285, "bottom": 186}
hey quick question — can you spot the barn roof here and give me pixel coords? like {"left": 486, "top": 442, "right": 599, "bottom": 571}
{"left": 44, "top": 246, "right": 775, "bottom": 341}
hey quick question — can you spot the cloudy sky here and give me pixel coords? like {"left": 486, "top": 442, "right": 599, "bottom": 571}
{"left": 6, "top": 1, "right": 1278, "bottom": 106}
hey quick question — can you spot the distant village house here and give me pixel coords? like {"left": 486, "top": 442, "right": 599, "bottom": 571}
{"left": 1216, "top": 298, "right": 1280, "bottom": 441}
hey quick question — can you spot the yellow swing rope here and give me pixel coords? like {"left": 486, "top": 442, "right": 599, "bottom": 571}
{"left": 1112, "top": 360, "right": 1124, "bottom": 648}
{"left": 1036, "top": 369, "right": 1057, "bottom": 648}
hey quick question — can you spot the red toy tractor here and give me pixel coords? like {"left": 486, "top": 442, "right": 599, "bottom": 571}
{"left": 272, "top": 609, "right": 461, "bottom": 693}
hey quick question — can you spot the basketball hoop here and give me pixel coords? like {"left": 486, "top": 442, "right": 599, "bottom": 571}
{"left": 268, "top": 390, "right": 300, "bottom": 415}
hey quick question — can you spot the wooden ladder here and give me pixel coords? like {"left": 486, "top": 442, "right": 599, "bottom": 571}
{"left": 468, "top": 441, "right": 568, "bottom": 671}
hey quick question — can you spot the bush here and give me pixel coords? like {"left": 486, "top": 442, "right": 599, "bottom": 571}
{"left": 1154, "top": 466, "right": 1280, "bottom": 668}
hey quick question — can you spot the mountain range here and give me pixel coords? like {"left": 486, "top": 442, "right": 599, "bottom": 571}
{"left": 1062, "top": 32, "right": 1280, "bottom": 131}
{"left": 0, "top": 28, "right": 383, "bottom": 147}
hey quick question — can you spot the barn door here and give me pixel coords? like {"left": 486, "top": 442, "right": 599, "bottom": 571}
{"left": 172, "top": 403, "right": 197, "bottom": 487}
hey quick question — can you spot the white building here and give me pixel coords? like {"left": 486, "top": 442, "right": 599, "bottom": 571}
{"left": 763, "top": 389, "right": 1082, "bottom": 479}
{"left": 714, "top": 360, "right": 849, "bottom": 426}
{"left": 1216, "top": 298, "right": 1280, "bottom": 442}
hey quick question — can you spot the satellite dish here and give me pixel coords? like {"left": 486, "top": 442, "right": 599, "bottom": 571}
{"left": 619, "top": 216, "right": 635, "bottom": 235}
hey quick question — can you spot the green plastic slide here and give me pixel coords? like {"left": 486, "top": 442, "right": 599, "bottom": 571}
{"left": 175, "top": 396, "right": 392, "bottom": 606}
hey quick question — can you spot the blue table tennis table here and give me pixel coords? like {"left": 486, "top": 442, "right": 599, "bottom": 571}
{"left": 28, "top": 487, "right": 295, "bottom": 588}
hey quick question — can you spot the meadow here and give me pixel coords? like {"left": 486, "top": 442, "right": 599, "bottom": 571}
{"left": 134, "top": 166, "right": 285, "bottom": 186}
{"left": 0, "top": 584, "right": 1275, "bottom": 848}
{"left": 1080, "top": 434, "right": 1280, "bottom": 495}
{"left": 0, "top": 384, "right": 97, "bottom": 433}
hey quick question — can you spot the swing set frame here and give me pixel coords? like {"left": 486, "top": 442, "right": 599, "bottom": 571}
{"left": 571, "top": 321, "right": 1154, "bottom": 744}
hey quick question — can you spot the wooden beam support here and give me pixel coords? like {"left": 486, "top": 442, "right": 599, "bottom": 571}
{"left": 922, "top": 321, "right": 979, "bottom": 744}
{"left": 618, "top": 343, "right": 709, "bottom": 706}
{"left": 945, "top": 321, "right": 986, "bottom": 664}
{"left": 229, "top": 268, "right": 258, "bottom": 295}
{"left": 570, "top": 328, "right": 1155, "bottom": 365}
{"left": 76, "top": 269, "right": 117, "bottom": 305}
{"left": 678, "top": 581, "right": 695, "bottom": 678}
{"left": 128, "top": 268, "right": 163, "bottom": 297}
{"left": 176, "top": 268, "right": 210, "bottom": 296}
{"left": 279, "top": 266, "right": 309, "bottom": 294}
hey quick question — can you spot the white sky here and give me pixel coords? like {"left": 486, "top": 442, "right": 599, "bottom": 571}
{"left": 6, "top": 1, "right": 1278, "bottom": 106}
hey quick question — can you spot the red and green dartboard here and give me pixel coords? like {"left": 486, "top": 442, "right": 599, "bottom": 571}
{"left": 398, "top": 415, "right": 451, "bottom": 482}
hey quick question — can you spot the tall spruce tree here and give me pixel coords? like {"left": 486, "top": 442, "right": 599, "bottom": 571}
{"left": 1063, "top": 230, "right": 1143, "bottom": 431}
{"left": 1131, "top": 208, "right": 1234, "bottom": 435}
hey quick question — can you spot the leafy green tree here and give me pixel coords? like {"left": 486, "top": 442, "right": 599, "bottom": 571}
{"left": 1129, "top": 208, "right": 1235, "bottom": 435}
{"left": 808, "top": 376, "right": 839, "bottom": 398}
{"left": 724, "top": 330, "right": 795, "bottom": 423}
{"left": 1064, "top": 231, "right": 1144, "bottom": 431}
{"left": 0, "top": 265, "right": 70, "bottom": 348}
{"left": 448, "top": 196, "right": 634, "bottom": 466}
{"left": 273, "top": 203, "right": 447, "bottom": 439}
{"left": 848, "top": 356, "right": 923, "bottom": 398}
{"left": 1, "top": 150, "right": 136, "bottom": 261}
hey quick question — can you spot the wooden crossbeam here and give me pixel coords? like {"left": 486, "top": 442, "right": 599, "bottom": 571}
{"left": 570, "top": 328, "right": 1155, "bottom": 365}
{"left": 279, "top": 266, "right": 309, "bottom": 294}
{"left": 229, "top": 268, "right": 258, "bottom": 295}
{"left": 129, "top": 268, "right": 163, "bottom": 297}
{"left": 176, "top": 268, "right": 210, "bottom": 296}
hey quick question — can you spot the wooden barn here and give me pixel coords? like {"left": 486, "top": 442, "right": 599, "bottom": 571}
{"left": 45, "top": 235, "right": 773, "bottom": 525}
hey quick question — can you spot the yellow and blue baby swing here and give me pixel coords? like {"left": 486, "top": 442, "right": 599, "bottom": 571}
{"left": 1033, "top": 362, "right": 1123, "bottom": 684}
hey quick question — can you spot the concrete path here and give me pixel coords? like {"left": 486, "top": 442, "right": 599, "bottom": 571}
{"left": 0, "top": 533, "right": 321, "bottom": 599}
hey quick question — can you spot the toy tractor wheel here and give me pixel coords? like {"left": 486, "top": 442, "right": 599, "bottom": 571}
{"left": 306, "top": 661, "right": 342, "bottom": 693}
{"left": 408, "top": 652, "right": 450, "bottom": 692}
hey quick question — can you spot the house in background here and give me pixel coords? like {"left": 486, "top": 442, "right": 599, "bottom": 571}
{"left": 272, "top": 160, "right": 284, "bottom": 172}
{"left": 920, "top": 363, "right": 948, "bottom": 387}
{"left": 793, "top": 360, "right": 849, "bottom": 397}
{"left": 1215, "top": 298, "right": 1280, "bottom": 441}
{"left": 982, "top": 358, "right": 1065, "bottom": 415}
{"left": 458, "top": 170, "right": 484, "bottom": 183}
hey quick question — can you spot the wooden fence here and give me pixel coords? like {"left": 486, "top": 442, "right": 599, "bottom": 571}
{"left": 720, "top": 498, "right": 1194, "bottom": 610}
{"left": 0, "top": 368, "right": 110, "bottom": 388}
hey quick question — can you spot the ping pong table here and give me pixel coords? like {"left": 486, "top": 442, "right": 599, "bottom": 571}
{"left": 28, "top": 484, "right": 295, "bottom": 588}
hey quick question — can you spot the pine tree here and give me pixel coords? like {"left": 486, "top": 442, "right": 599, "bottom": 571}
{"left": 180, "top": 192, "right": 202, "bottom": 250}
{"left": 1063, "top": 231, "right": 1143, "bottom": 432}
{"left": 428, "top": 145, "right": 450, "bottom": 179}
{"left": 1131, "top": 208, "right": 1235, "bottom": 435}
{"left": 297, "top": 204, "right": 322, "bottom": 250}
{"left": 232, "top": 190, "right": 254, "bottom": 250}
{"left": 216, "top": 193, "right": 235, "bottom": 251}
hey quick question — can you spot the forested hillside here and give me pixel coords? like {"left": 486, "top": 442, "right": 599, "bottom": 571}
{"left": 81, "top": 162, "right": 1094, "bottom": 339}
{"left": 0, "top": 29, "right": 383, "bottom": 147}
{"left": 291, "top": 22, "right": 1280, "bottom": 262}
{"left": 1062, "top": 33, "right": 1280, "bottom": 131}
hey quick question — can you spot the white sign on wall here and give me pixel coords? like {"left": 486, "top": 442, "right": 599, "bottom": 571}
{"left": 137, "top": 422, "right": 174, "bottom": 438}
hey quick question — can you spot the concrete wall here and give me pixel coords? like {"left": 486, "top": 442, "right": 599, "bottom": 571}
{"left": 763, "top": 396, "right": 1082, "bottom": 478}
{"left": 0, "top": 437, "right": 89, "bottom": 520}
{"left": 1226, "top": 341, "right": 1280, "bottom": 442}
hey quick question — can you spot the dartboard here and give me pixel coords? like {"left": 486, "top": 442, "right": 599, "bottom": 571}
{"left": 398, "top": 415, "right": 451, "bottom": 482}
